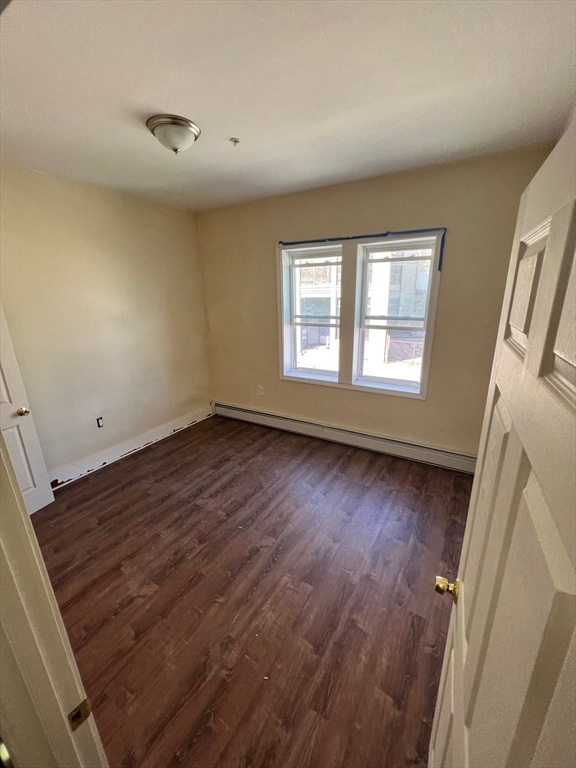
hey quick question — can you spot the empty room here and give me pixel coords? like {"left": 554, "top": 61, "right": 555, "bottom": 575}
{"left": 0, "top": 1, "right": 575, "bottom": 767}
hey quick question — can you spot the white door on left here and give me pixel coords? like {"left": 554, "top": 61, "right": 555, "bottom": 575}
{"left": 0, "top": 305, "right": 53, "bottom": 513}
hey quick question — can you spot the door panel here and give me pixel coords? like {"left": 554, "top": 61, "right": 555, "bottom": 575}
{"left": 431, "top": 632, "right": 455, "bottom": 768}
{"left": 430, "top": 114, "right": 576, "bottom": 767}
{"left": 530, "top": 629, "right": 576, "bottom": 767}
{"left": 469, "top": 472, "right": 575, "bottom": 767}
{"left": 1, "top": 436, "right": 108, "bottom": 767}
{"left": 507, "top": 235, "right": 545, "bottom": 355}
{"left": 462, "top": 396, "right": 511, "bottom": 640}
{"left": 0, "top": 306, "right": 53, "bottom": 513}
{"left": 0, "top": 365, "right": 11, "bottom": 403}
{"left": 554, "top": 256, "right": 575, "bottom": 371}
{"left": 2, "top": 424, "right": 35, "bottom": 491}
{"left": 464, "top": 428, "right": 529, "bottom": 726}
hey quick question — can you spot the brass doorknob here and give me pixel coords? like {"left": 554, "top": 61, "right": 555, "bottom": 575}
{"left": 435, "top": 576, "right": 459, "bottom": 604}
{"left": 16, "top": 407, "right": 30, "bottom": 416}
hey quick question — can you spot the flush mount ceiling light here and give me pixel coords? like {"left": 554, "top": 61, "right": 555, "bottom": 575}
{"left": 146, "top": 114, "right": 201, "bottom": 155}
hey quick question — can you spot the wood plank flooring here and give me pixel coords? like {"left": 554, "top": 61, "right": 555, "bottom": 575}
{"left": 32, "top": 416, "right": 471, "bottom": 768}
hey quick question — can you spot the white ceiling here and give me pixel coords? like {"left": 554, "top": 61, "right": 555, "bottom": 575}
{"left": 1, "top": 0, "right": 574, "bottom": 211}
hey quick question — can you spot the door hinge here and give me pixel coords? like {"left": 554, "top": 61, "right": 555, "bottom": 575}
{"left": 68, "top": 697, "right": 92, "bottom": 731}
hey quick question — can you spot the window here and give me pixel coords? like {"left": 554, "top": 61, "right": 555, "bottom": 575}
{"left": 289, "top": 249, "right": 341, "bottom": 375}
{"left": 278, "top": 231, "right": 443, "bottom": 398}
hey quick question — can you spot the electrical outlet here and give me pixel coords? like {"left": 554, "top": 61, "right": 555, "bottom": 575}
{"left": 96, "top": 417, "right": 104, "bottom": 428}
{"left": 257, "top": 386, "right": 264, "bottom": 397}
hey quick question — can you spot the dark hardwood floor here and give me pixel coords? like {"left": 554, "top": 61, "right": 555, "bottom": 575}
{"left": 32, "top": 416, "right": 471, "bottom": 768}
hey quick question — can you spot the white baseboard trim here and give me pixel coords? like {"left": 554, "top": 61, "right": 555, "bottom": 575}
{"left": 49, "top": 407, "right": 213, "bottom": 489}
{"left": 213, "top": 403, "right": 476, "bottom": 474}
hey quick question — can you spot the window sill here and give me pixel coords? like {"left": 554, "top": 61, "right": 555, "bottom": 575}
{"left": 280, "top": 372, "right": 426, "bottom": 399}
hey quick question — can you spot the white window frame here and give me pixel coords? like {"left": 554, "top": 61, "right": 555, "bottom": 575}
{"left": 277, "top": 231, "right": 443, "bottom": 399}
{"left": 285, "top": 246, "right": 342, "bottom": 381}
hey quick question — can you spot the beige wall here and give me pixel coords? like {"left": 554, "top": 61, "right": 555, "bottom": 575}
{"left": 0, "top": 165, "right": 210, "bottom": 473}
{"left": 0, "top": 146, "right": 551, "bottom": 475}
{"left": 197, "top": 147, "right": 551, "bottom": 456}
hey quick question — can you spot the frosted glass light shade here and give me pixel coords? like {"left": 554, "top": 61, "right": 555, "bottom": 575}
{"left": 146, "top": 115, "right": 201, "bottom": 154}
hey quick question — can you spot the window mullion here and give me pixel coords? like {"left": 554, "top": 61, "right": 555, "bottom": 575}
{"left": 337, "top": 241, "right": 358, "bottom": 385}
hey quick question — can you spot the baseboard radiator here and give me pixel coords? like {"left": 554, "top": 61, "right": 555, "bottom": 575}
{"left": 212, "top": 403, "right": 476, "bottom": 474}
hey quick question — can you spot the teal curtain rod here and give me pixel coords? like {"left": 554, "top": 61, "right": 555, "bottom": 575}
{"left": 279, "top": 227, "right": 447, "bottom": 270}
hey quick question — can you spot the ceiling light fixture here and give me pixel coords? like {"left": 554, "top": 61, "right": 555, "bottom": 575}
{"left": 146, "top": 114, "right": 201, "bottom": 155}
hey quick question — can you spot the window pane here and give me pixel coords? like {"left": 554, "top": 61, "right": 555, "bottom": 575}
{"left": 296, "top": 262, "right": 340, "bottom": 285}
{"left": 360, "top": 329, "right": 424, "bottom": 384}
{"left": 293, "top": 255, "right": 341, "bottom": 267}
{"left": 293, "top": 261, "right": 341, "bottom": 326}
{"left": 366, "top": 260, "right": 430, "bottom": 320}
{"left": 368, "top": 248, "right": 433, "bottom": 261}
{"left": 295, "top": 325, "right": 339, "bottom": 373}
{"left": 299, "top": 297, "right": 331, "bottom": 317}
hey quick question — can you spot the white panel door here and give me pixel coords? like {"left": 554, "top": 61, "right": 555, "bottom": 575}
{"left": 429, "top": 116, "right": 576, "bottom": 768}
{"left": 1, "top": 435, "right": 108, "bottom": 767}
{"left": 0, "top": 305, "right": 54, "bottom": 513}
